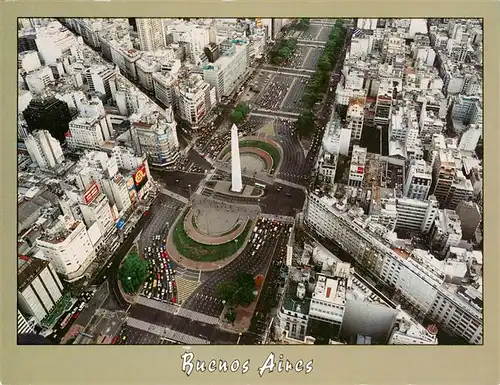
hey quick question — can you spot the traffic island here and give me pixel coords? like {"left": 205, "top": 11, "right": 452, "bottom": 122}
{"left": 117, "top": 246, "right": 149, "bottom": 303}
{"left": 165, "top": 202, "right": 256, "bottom": 271}
{"left": 217, "top": 137, "right": 283, "bottom": 176}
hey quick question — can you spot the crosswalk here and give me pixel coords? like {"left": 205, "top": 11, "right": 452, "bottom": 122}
{"left": 126, "top": 317, "right": 210, "bottom": 345}
{"left": 135, "top": 295, "right": 220, "bottom": 325}
{"left": 175, "top": 277, "right": 200, "bottom": 304}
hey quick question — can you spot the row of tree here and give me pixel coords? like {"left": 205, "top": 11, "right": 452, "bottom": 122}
{"left": 231, "top": 102, "right": 251, "bottom": 124}
{"left": 270, "top": 37, "right": 299, "bottom": 65}
{"left": 295, "top": 19, "right": 346, "bottom": 138}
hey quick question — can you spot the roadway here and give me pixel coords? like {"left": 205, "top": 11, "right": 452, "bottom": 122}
{"left": 150, "top": 170, "right": 206, "bottom": 199}
{"left": 127, "top": 304, "right": 239, "bottom": 344}
{"left": 182, "top": 220, "right": 291, "bottom": 318}
{"left": 239, "top": 228, "right": 289, "bottom": 344}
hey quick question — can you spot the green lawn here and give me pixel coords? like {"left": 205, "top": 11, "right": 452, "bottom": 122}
{"left": 173, "top": 212, "right": 252, "bottom": 262}
{"left": 239, "top": 140, "right": 281, "bottom": 169}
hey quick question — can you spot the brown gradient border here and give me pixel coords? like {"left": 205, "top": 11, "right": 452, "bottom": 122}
{"left": 1, "top": 2, "right": 499, "bottom": 385}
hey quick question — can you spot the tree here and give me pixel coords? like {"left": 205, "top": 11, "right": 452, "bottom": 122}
{"left": 236, "top": 272, "right": 255, "bottom": 290}
{"left": 225, "top": 310, "right": 237, "bottom": 323}
{"left": 296, "top": 111, "right": 315, "bottom": 138}
{"left": 118, "top": 253, "right": 149, "bottom": 294}
{"left": 216, "top": 273, "right": 256, "bottom": 307}
{"left": 231, "top": 110, "right": 244, "bottom": 124}
{"left": 216, "top": 280, "right": 239, "bottom": 303}
{"left": 235, "top": 102, "right": 250, "bottom": 117}
{"left": 317, "top": 57, "right": 332, "bottom": 72}
{"left": 233, "top": 287, "right": 255, "bottom": 306}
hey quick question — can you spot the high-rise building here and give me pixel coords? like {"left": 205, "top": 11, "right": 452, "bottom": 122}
{"left": 204, "top": 43, "right": 221, "bottom": 63}
{"left": 79, "top": 191, "right": 115, "bottom": 238}
{"left": 36, "top": 217, "right": 97, "bottom": 282}
{"left": 455, "top": 201, "right": 481, "bottom": 241}
{"left": 24, "top": 130, "right": 65, "bottom": 169}
{"left": 85, "top": 65, "right": 116, "bottom": 101}
{"left": 130, "top": 106, "right": 180, "bottom": 167}
{"left": 18, "top": 50, "right": 42, "bottom": 72}
{"left": 66, "top": 115, "right": 112, "bottom": 151}
{"left": 374, "top": 81, "right": 393, "bottom": 129}
{"left": 429, "top": 209, "right": 462, "bottom": 256}
{"left": 17, "top": 256, "right": 65, "bottom": 323}
{"left": 203, "top": 40, "right": 249, "bottom": 101}
{"left": 431, "top": 149, "right": 457, "bottom": 206}
{"left": 403, "top": 159, "right": 433, "bottom": 200}
{"left": 395, "top": 195, "right": 439, "bottom": 233}
{"left": 175, "top": 73, "right": 216, "bottom": 129}
{"left": 348, "top": 146, "right": 367, "bottom": 187}
{"left": 458, "top": 124, "right": 482, "bottom": 152}
{"left": 24, "top": 66, "right": 55, "bottom": 94}
{"left": 136, "top": 18, "right": 166, "bottom": 52}
{"left": 152, "top": 71, "right": 178, "bottom": 107}
{"left": 346, "top": 97, "right": 365, "bottom": 142}
{"left": 23, "top": 96, "right": 73, "bottom": 143}
{"left": 35, "top": 21, "right": 78, "bottom": 65}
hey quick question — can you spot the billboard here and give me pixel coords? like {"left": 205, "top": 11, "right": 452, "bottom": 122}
{"left": 116, "top": 218, "right": 126, "bottom": 230}
{"left": 133, "top": 164, "right": 148, "bottom": 192}
{"left": 126, "top": 175, "right": 137, "bottom": 203}
{"left": 83, "top": 182, "right": 100, "bottom": 205}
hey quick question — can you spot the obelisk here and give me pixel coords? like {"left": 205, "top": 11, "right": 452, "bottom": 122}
{"left": 230, "top": 124, "right": 243, "bottom": 193}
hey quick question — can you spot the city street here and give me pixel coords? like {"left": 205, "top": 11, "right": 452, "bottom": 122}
{"left": 151, "top": 170, "right": 205, "bottom": 199}
{"left": 127, "top": 304, "right": 239, "bottom": 344}
{"left": 182, "top": 219, "right": 291, "bottom": 317}
{"left": 240, "top": 226, "right": 289, "bottom": 344}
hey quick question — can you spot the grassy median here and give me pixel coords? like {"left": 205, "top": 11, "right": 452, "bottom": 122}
{"left": 173, "top": 211, "right": 252, "bottom": 262}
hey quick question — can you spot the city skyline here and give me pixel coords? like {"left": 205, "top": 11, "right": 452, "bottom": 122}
{"left": 16, "top": 17, "right": 483, "bottom": 347}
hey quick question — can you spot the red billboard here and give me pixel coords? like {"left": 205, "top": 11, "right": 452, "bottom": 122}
{"left": 357, "top": 167, "right": 364, "bottom": 174}
{"left": 83, "top": 182, "right": 100, "bottom": 205}
{"left": 133, "top": 164, "right": 148, "bottom": 192}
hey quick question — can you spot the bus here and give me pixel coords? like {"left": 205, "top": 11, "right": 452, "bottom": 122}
{"left": 255, "top": 182, "right": 266, "bottom": 190}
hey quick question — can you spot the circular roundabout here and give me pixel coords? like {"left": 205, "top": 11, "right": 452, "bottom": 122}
{"left": 168, "top": 202, "right": 254, "bottom": 265}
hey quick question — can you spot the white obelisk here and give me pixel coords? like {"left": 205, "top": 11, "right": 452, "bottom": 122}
{"left": 230, "top": 124, "right": 243, "bottom": 193}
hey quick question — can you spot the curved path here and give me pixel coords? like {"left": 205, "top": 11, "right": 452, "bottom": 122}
{"left": 165, "top": 208, "right": 255, "bottom": 272}
{"left": 222, "top": 147, "right": 274, "bottom": 170}
{"left": 183, "top": 208, "right": 248, "bottom": 246}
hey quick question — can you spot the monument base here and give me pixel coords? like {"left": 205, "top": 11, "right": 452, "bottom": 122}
{"left": 229, "top": 184, "right": 244, "bottom": 194}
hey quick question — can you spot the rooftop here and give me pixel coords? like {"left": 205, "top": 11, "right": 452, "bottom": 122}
{"left": 18, "top": 256, "right": 50, "bottom": 292}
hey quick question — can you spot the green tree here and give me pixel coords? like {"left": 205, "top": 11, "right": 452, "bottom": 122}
{"left": 236, "top": 272, "right": 255, "bottom": 290}
{"left": 233, "top": 287, "right": 255, "bottom": 306}
{"left": 118, "top": 253, "right": 149, "bottom": 294}
{"left": 231, "top": 110, "right": 244, "bottom": 124}
{"left": 235, "top": 102, "right": 250, "bottom": 117}
{"left": 216, "top": 280, "right": 239, "bottom": 303}
{"left": 317, "top": 57, "right": 332, "bottom": 72}
{"left": 296, "top": 111, "right": 315, "bottom": 138}
{"left": 225, "top": 310, "right": 237, "bottom": 323}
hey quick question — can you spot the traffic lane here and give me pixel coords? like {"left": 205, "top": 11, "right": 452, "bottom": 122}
{"left": 152, "top": 170, "right": 205, "bottom": 198}
{"left": 241, "top": 236, "right": 288, "bottom": 344}
{"left": 281, "top": 79, "right": 307, "bottom": 112}
{"left": 128, "top": 304, "right": 237, "bottom": 343}
{"left": 184, "top": 226, "right": 289, "bottom": 310}
{"left": 187, "top": 148, "right": 213, "bottom": 171}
